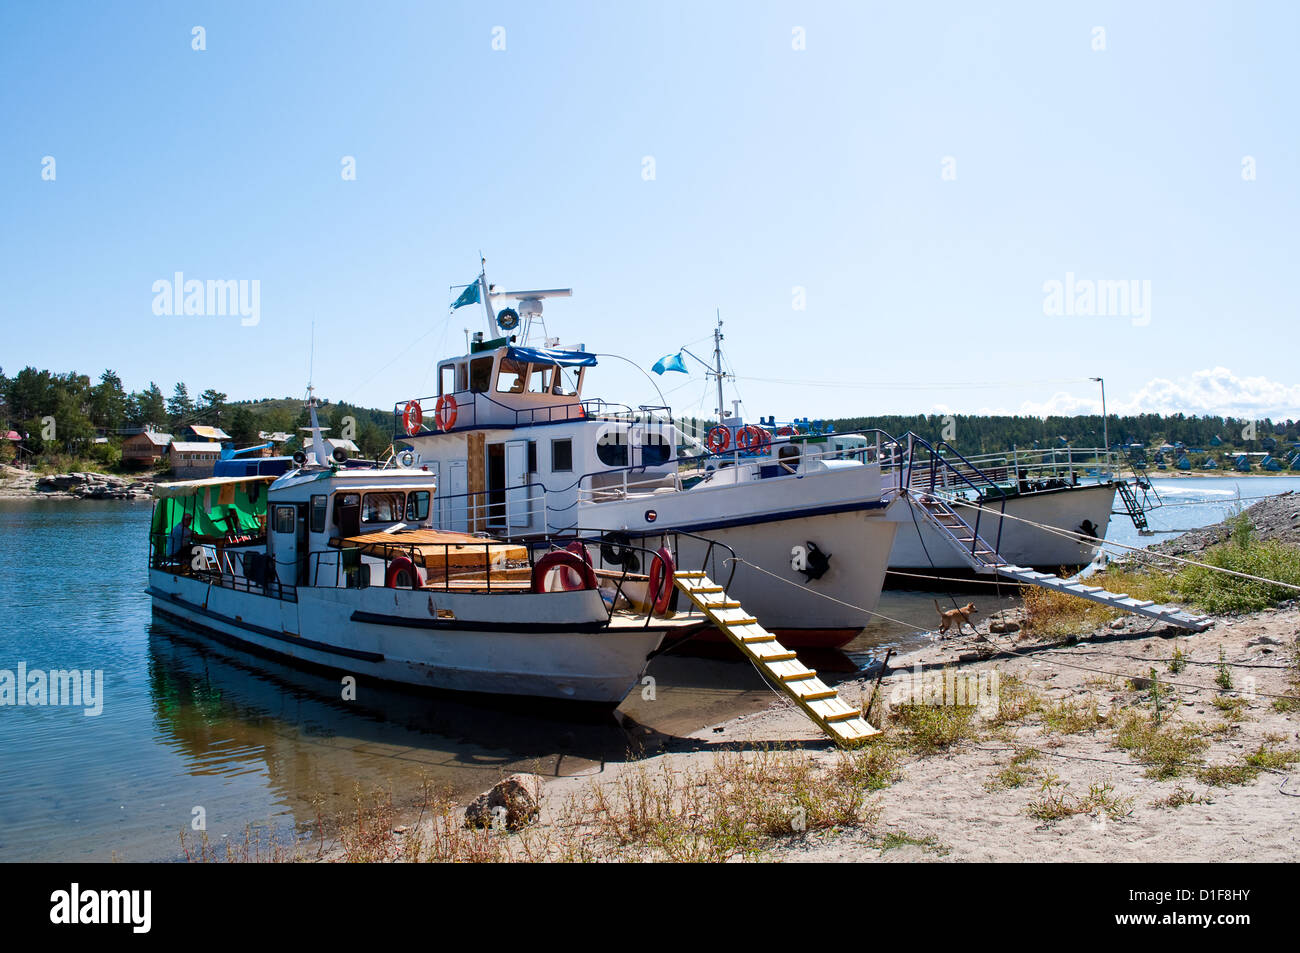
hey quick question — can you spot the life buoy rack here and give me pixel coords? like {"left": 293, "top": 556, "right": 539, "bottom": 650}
{"left": 385, "top": 555, "right": 421, "bottom": 589}
{"left": 706, "top": 426, "right": 730, "bottom": 454}
{"left": 736, "top": 425, "right": 771, "bottom": 455}
{"left": 434, "top": 394, "right": 458, "bottom": 432}
{"left": 402, "top": 400, "right": 423, "bottom": 436}
{"left": 647, "top": 547, "right": 675, "bottom": 614}
{"left": 531, "top": 549, "right": 598, "bottom": 593}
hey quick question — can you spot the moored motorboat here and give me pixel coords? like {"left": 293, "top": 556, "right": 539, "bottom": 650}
{"left": 147, "top": 394, "right": 705, "bottom": 707}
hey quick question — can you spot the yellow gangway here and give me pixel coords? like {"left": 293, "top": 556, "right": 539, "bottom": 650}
{"left": 674, "top": 572, "right": 880, "bottom": 747}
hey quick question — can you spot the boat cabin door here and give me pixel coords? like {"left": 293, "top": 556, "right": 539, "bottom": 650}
{"left": 446, "top": 461, "right": 468, "bottom": 532}
{"left": 504, "top": 439, "right": 530, "bottom": 531}
{"left": 270, "top": 502, "right": 307, "bottom": 586}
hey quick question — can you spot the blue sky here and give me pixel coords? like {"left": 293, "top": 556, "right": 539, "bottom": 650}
{"left": 2, "top": 1, "right": 1296, "bottom": 421}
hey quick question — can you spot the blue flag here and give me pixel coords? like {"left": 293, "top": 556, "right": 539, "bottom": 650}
{"left": 451, "top": 280, "right": 480, "bottom": 310}
{"left": 652, "top": 352, "right": 688, "bottom": 375}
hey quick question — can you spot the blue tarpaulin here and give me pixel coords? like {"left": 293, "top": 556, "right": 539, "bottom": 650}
{"left": 507, "top": 346, "right": 597, "bottom": 367}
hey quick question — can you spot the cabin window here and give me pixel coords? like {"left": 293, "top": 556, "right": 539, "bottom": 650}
{"left": 310, "top": 495, "right": 327, "bottom": 533}
{"left": 496, "top": 358, "right": 530, "bottom": 394}
{"left": 273, "top": 505, "right": 296, "bottom": 534}
{"left": 527, "top": 441, "right": 537, "bottom": 473}
{"left": 597, "top": 432, "right": 628, "bottom": 467}
{"left": 469, "top": 357, "right": 494, "bottom": 393}
{"left": 554, "top": 367, "right": 581, "bottom": 397}
{"left": 643, "top": 432, "right": 671, "bottom": 466}
{"left": 361, "top": 492, "right": 405, "bottom": 523}
{"left": 332, "top": 492, "right": 360, "bottom": 526}
{"left": 456, "top": 362, "right": 468, "bottom": 391}
{"left": 406, "top": 490, "right": 430, "bottom": 521}
{"left": 439, "top": 364, "right": 456, "bottom": 396}
{"left": 552, "top": 438, "right": 573, "bottom": 472}
{"left": 530, "top": 366, "right": 552, "bottom": 393}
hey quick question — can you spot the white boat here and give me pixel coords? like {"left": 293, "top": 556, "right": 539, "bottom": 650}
{"left": 392, "top": 267, "right": 899, "bottom": 648}
{"left": 147, "top": 395, "right": 704, "bottom": 707}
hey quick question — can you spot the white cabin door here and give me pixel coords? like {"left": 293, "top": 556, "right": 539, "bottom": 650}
{"left": 270, "top": 503, "right": 300, "bottom": 586}
{"left": 505, "top": 439, "right": 530, "bottom": 530}
{"left": 447, "top": 461, "right": 468, "bottom": 532}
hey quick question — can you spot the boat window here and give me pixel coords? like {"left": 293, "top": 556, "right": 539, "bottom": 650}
{"left": 530, "top": 366, "right": 552, "bottom": 393}
{"left": 642, "top": 432, "right": 671, "bottom": 466}
{"left": 405, "top": 490, "right": 430, "bottom": 521}
{"left": 552, "top": 438, "right": 573, "bottom": 472}
{"left": 439, "top": 364, "right": 456, "bottom": 396}
{"left": 361, "top": 492, "right": 405, "bottom": 523}
{"left": 310, "top": 495, "right": 327, "bottom": 533}
{"left": 332, "top": 492, "right": 360, "bottom": 526}
{"left": 469, "top": 357, "right": 494, "bottom": 393}
{"left": 273, "top": 505, "right": 296, "bottom": 534}
{"left": 554, "top": 367, "right": 581, "bottom": 397}
{"left": 496, "top": 358, "right": 530, "bottom": 393}
{"left": 597, "top": 431, "right": 628, "bottom": 467}
{"left": 528, "top": 440, "right": 537, "bottom": 473}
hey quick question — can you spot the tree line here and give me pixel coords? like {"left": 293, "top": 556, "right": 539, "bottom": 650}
{"left": 0, "top": 365, "right": 395, "bottom": 465}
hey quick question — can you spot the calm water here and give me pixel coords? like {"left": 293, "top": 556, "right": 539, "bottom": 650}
{"left": 2, "top": 475, "right": 1295, "bottom": 861}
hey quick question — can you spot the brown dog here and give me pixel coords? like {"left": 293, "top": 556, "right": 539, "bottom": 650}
{"left": 934, "top": 600, "right": 977, "bottom": 636}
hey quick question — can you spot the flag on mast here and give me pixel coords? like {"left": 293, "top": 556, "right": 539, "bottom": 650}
{"left": 451, "top": 280, "right": 481, "bottom": 310}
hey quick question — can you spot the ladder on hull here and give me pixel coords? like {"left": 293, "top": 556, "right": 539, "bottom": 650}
{"left": 1115, "top": 479, "right": 1152, "bottom": 533}
{"left": 909, "top": 493, "right": 1211, "bottom": 632}
{"left": 674, "top": 572, "right": 879, "bottom": 747}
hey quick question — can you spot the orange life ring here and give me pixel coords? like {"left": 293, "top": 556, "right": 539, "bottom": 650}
{"left": 706, "top": 426, "right": 730, "bottom": 454}
{"left": 647, "top": 546, "right": 675, "bottom": 614}
{"left": 402, "top": 400, "right": 423, "bottom": 436}
{"left": 776, "top": 425, "right": 796, "bottom": 437}
{"left": 531, "top": 550, "right": 598, "bottom": 593}
{"left": 434, "top": 394, "right": 458, "bottom": 432}
{"left": 737, "top": 425, "right": 770, "bottom": 454}
{"left": 385, "top": 555, "right": 422, "bottom": 588}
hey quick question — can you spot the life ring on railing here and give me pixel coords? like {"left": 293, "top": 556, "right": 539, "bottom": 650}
{"left": 434, "top": 394, "right": 458, "bottom": 432}
{"left": 776, "top": 425, "right": 796, "bottom": 437}
{"left": 706, "top": 426, "right": 730, "bottom": 453}
{"left": 564, "top": 540, "right": 595, "bottom": 573}
{"left": 402, "top": 400, "right": 423, "bottom": 436}
{"left": 531, "top": 550, "right": 598, "bottom": 593}
{"left": 647, "top": 546, "right": 675, "bottom": 614}
{"left": 737, "top": 425, "right": 770, "bottom": 455}
{"left": 385, "top": 556, "right": 421, "bottom": 589}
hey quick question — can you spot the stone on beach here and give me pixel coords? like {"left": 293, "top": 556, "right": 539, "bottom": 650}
{"left": 464, "top": 773, "right": 544, "bottom": 831}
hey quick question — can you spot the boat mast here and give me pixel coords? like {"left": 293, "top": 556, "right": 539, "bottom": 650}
{"left": 477, "top": 253, "right": 495, "bottom": 337}
{"left": 712, "top": 311, "right": 728, "bottom": 423}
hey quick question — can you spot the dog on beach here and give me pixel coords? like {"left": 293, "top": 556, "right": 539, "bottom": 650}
{"left": 934, "top": 600, "right": 978, "bottom": 636}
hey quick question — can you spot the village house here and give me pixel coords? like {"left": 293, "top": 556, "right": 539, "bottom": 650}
{"left": 121, "top": 429, "right": 173, "bottom": 467}
{"left": 167, "top": 441, "right": 222, "bottom": 478}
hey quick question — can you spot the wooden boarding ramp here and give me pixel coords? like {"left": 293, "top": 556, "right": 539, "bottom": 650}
{"left": 674, "top": 572, "right": 880, "bottom": 747}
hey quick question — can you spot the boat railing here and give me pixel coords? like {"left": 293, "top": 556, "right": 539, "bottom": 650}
{"left": 152, "top": 540, "right": 299, "bottom": 603}
{"left": 393, "top": 390, "right": 621, "bottom": 438}
{"left": 314, "top": 525, "right": 734, "bottom": 628}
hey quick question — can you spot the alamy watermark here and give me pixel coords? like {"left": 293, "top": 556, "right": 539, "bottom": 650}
{"left": 1042, "top": 272, "right": 1151, "bottom": 327}
{"left": 152, "top": 272, "right": 260, "bottom": 326}
{"left": 1, "top": 662, "right": 104, "bottom": 716}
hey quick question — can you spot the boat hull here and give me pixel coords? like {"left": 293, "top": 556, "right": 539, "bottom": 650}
{"left": 574, "top": 464, "right": 898, "bottom": 646}
{"left": 885, "top": 483, "right": 1117, "bottom": 577}
{"left": 148, "top": 571, "right": 668, "bottom": 705}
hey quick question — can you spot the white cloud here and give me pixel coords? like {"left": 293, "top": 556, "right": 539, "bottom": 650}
{"left": 934, "top": 368, "right": 1300, "bottom": 419}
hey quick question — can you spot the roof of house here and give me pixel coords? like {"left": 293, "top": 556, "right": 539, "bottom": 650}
{"left": 258, "top": 431, "right": 292, "bottom": 442}
{"left": 127, "top": 431, "right": 173, "bottom": 446}
{"left": 188, "top": 425, "right": 231, "bottom": 440}
{"left": 169, "top": 442, "right": 222, "bottom": 453}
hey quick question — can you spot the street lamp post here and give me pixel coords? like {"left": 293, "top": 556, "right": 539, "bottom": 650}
{"left": 1090, "top": 377, "right": 1108, "bottom": 475}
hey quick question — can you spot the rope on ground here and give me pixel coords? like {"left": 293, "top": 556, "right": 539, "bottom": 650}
{"left": 943, "top": 495, "right": 1300, "bottom": 594}
{"left": 724, "top": 557, "right": 1300, "bottom": 701}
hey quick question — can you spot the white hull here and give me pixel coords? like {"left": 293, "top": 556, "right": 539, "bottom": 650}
{"left": 572, "top": 464, "right": 898, "bottom": 635}
{"left": 148, "top": 570, "right": 667, "bottom": 705}
{"left": 886, "top": 483, "right": 1117, "bottom": 572}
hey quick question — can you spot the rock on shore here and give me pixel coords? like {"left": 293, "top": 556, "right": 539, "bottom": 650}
{"left": 34, "top": 471, "right": 153, "bottom": 500}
